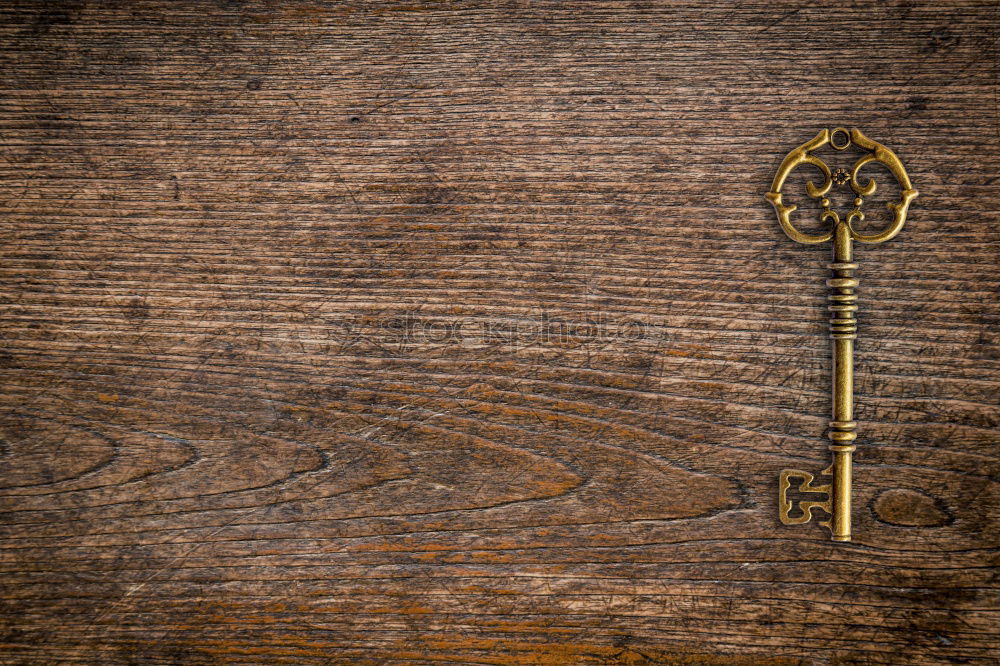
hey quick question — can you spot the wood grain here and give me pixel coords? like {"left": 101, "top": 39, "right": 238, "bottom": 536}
{"left": 0, "top": 1, "right": 997, "bottom": 663}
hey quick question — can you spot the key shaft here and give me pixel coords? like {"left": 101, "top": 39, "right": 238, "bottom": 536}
{"left": 828, "top": 221, "right": 857, "bottom": 540}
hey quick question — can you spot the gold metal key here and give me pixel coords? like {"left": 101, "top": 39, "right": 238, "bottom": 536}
{"left": 767, "top": 128, "right": 917, "bottom": 541}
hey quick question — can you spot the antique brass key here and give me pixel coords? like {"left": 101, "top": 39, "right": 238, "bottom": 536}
{"left": 767, "top": 128, "right": 917, "bottom": 541}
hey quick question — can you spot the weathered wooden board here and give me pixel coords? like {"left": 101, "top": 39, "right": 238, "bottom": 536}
{"left": 0, "top": 1, "right": 997, "bottom": 663}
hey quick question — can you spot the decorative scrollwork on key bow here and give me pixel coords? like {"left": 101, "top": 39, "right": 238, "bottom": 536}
{"left": 765, "top": 127, "right": 919, "bottom": 245}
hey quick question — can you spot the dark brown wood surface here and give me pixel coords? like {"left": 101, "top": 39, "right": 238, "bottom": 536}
{"left": 1, "top": 1, "right": 997, "bottom": 663}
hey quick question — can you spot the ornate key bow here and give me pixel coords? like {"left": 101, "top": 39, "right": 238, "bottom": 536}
{"left": 767, "top": 128, "right": 917, "bottom": 541}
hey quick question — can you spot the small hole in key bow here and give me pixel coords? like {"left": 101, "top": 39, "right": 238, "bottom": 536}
{"left": 830, "top": 127, "right": 851, "bottom": 150}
